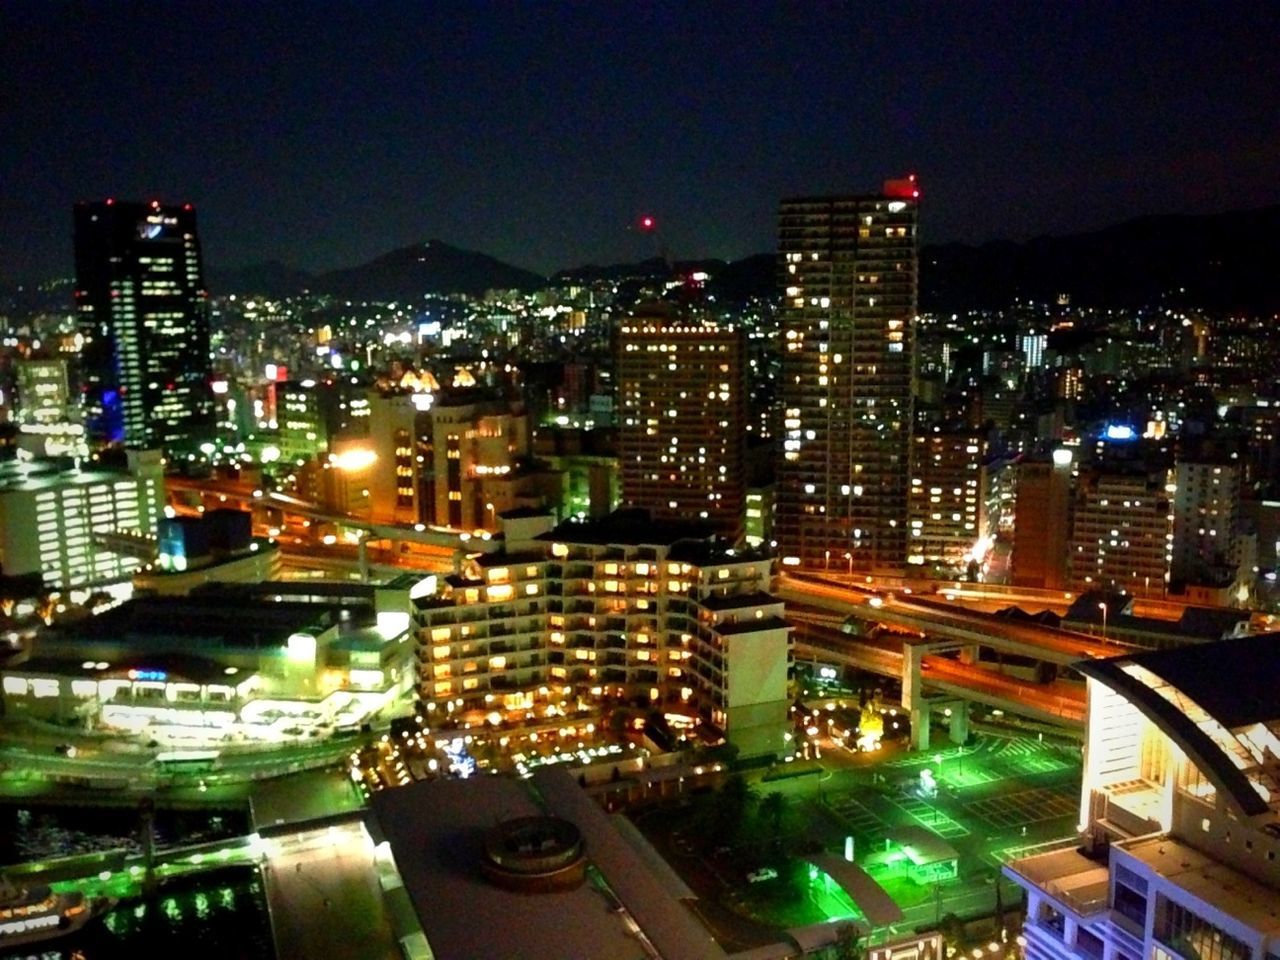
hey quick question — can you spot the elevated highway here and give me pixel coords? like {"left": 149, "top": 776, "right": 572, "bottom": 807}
{"left": 792, "top": 623, "right": 1085, "bottom": 734}
{"left": 167, "top": 478, "right": 502, "bottom": 555}
{"left": 777, "top": 573, "right": 1132, "bottom": 665}
{"left": 784, "top": 576, "right": 1094, "bottom": 748}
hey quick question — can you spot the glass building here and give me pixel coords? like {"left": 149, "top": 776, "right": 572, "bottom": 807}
{"left": 74, "top": 200, "right": 214, "bottom": 454}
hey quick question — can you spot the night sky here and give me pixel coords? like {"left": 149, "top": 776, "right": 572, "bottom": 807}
{"left": 2, "top": 1, "right": 1277, "bottom": 286}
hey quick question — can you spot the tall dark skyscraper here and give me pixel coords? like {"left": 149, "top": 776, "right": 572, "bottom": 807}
{"left": 74, "top": 200, "right": 214, "bottom": 453}
{"left": 776, "top": 177, "right": 920, "bottom": 573}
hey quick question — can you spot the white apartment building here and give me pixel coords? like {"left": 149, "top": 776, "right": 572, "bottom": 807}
{"left": 412, "top": 510, "right": 791, "bottom": 757}
{"left": 1004, "top": 636, "right": 1280, "bottom": 960}
{"left": 0, "top": 450, "right": 164, "bottom": 592}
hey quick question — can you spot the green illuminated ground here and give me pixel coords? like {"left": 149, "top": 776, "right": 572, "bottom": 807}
{"left": 633, "top": 728, "right": 1082, "bottom": 948}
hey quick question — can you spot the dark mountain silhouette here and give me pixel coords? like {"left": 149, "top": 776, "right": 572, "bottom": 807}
{"left": 919, "top": 206, "right": 1280, "bottom": 313}
{"left": 197, "top": 205, "right": 1280, "bottom": 314}
{"left": 311, "top": 240, "right": 545, "bottom": 300}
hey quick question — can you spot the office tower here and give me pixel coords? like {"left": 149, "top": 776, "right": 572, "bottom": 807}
{"left": 426, "top": 394, "right": 534, "bottom": 531}
{"left": 1004, "top": 636, "right": 1280, "bottom": 960}
{"left": 276, "top": 379, "right": 331, "bottom": 464}
{"left": 1010, "top": 451, "right": 1074, "bottom": 590}
{"left": 1171, "top": 460, "right": 1241, "bottom": 586}
{"left": 616, "top": 303, "right": 747, "bottom": 541}
{"left": 1019, "top": 330, "right": 1047, "bottom": 370}
{"left": 1068, "top": 467, "right": 1173, "bottom": 599}
{"left": 73, "top": 200, "right": 214, "bottom": 453}
{"left": 777, "top": 177, "right": 919, "bottom": 573}
{"left": 367, "top": 390, "right": 422, "bottom": 525}
{"left": 0, "top": 450, "right": 164, "bottom": 591}
{"left": 906, "top": 429, "right": 985, "bottom": 573}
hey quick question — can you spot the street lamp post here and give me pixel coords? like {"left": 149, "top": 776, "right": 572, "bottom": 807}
{"left": 1098, "top": 602, "right": 1108, "bottom": 641}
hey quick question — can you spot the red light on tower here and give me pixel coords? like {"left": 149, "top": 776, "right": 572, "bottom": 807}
{"left": 883, "top": 175, "right": 921, "bottom": 200}
{"left": 639, "top": 215, "right": 656, "bottom": 232}
{"left": 150, "top": 200, "right": 160, "bottom": 209}
{"left": 105, "top": 198, "right": 115, "bottom": 206}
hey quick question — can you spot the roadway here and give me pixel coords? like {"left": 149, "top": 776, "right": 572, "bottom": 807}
{"left": 168, "top": 476, "right": 501, "bottom": 554}
{"left": 777, "top": 574, "right": 1131, "bottom": 665}
{"left": 792, "top": 626, "right": 1085, "bottom": 729}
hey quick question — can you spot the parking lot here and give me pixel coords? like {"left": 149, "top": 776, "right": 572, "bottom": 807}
{"left": 631, "top": 730, "right": 1083, "bottom": 944}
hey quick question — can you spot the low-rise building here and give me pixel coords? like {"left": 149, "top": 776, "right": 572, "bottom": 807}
{"left": 0, "top": 578, "right": 425, "bottom": 740}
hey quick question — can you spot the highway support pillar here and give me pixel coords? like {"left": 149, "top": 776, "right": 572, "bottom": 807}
{"left": 949, "top": 702, "right": 970, "bottom": 744}
{"left": 903, "top": 643, "right": 930, "bottom": 752}
{"left": 958, "top": 644, "right": 979, "bottom": 665}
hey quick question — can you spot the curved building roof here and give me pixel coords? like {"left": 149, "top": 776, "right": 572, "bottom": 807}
{"left": 1077, "top": 633, "right": 1280, "bottom": 820}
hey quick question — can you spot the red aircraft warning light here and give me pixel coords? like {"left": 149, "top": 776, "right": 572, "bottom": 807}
{"left": 883, "top": 175, "right": 921, "bottom": 200}
{"left": 639, "top": 215, "right": 656, "bottom": 231}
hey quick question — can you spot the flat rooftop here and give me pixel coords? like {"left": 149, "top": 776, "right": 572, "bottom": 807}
{"left": 539, "top": 509, "right": 714, "bottom": 548}
{"left": 368, "top": 775, "right": 659, "bottom": 960}
{"left": 1117, "top": 835, "right": 1280, "bottom": 936}
{"left": 0, "top": 457, "right": 132, "bottom": 493}
{"left": 49, "top": 596, "right": 329, "bottom": 650}
{"left": 1003, "top": 845, "right": 1110, "bottom": 916}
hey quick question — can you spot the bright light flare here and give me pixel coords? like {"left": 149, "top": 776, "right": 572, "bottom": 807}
{"left": 330, "top": 448, "right": 377, "bottom": 472}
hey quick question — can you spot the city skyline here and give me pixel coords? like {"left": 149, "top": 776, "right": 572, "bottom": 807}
{"left": 2, "top": 2, "right": 1278, "bottom": 286}
{"left": 1, "top": 4, "right": 1279, "bottom": 958}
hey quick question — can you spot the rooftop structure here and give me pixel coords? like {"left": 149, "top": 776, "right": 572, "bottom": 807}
{"left": 1004, "top": 634, "right": 1280, "bottom": 960}
{"left": 367, "top": 768, "right": 726, "bottom": 960}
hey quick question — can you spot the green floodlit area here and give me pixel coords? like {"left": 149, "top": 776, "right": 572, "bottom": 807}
{"left": 632, "top": 725, "right": 1082, "bottom": 951}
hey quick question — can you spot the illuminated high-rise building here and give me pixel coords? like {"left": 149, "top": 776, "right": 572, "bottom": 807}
{"left": 906, "top": 428, "right": 985, "bottom": 573}
{"left": 777, "top": 178, "right": 920, "bottom": 572}
{"left": 73, "top": 200, "right": 214, "bottom": 454}
{"left": 616, "top": 303, "right": 746, "bottom": 541}
{"left": 1068, "top": 467, "right": 1173, "bottom": 599}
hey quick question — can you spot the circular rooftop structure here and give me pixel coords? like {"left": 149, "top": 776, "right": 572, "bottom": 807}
{"left": 481, "top": 816, "right": 586, "bottom": 892}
